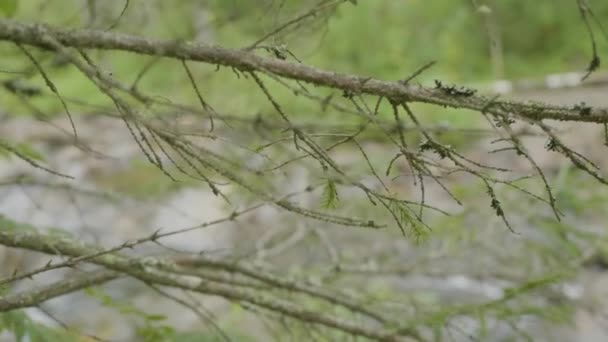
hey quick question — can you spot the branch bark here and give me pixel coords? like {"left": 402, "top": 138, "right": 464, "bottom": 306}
{"left": 0, "top": 270, "right": 120, "bottom": 311}
{"left": 0, "top": 19, "right": 606, "bottom": 123}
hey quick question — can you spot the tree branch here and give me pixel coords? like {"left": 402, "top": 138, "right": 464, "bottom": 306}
{"left": 0, "top": 19, "right": 606, "bottom": 123}
{"left": 0, "top": 270, "right": 120, "bottom": 311}
{"left": 0, "top": 227, "right": 420, "bottom": 341}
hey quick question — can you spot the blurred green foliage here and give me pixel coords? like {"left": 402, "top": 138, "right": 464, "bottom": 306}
{"left": 1, "top": 0, "right": 606, "bottom": 124}
{"left": 211, "top": 0, "right": 608, "bottom": 80}
{"left": 0, "top": 310, "right": 80, "bottom": 342}
{"left": 0, "top": 0, "right": 17, "bottom": 17}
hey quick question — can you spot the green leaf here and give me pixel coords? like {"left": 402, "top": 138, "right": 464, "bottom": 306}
{"left": 145, "top": 314, "right": 168, "bottom": 322}
{"left": 388, "top": 200, "right": 429, "bottom": 242}
{"left": 320, "top": 179, "right": 339, "bottom": 209}
{"left": 0, "top": 311, "right": 28, "bottom": 340}
{"left": 137, "top": 324, "right": 176, "bottom": 342}
{"left": 0, "top": 0, "right": 17, "bottom": 17}
{"left": 0, "top": 311, "right": 78, "bottom": 342}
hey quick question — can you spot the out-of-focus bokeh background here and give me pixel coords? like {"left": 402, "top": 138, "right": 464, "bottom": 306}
{"left": 2, "top": 1, "right": 608, "bottom": 341}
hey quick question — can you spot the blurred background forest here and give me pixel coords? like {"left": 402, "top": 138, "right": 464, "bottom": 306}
{"left": 2, "top": 1, "right": 608, "bottom": 341}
